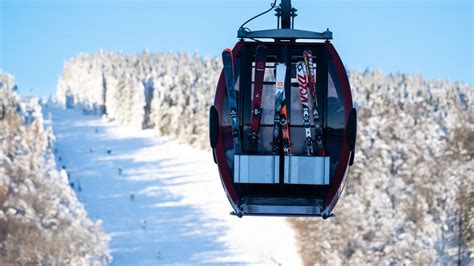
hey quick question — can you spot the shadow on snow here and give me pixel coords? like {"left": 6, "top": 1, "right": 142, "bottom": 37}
{"left": 44, "top": 105, "right": 239, "bottom": 265}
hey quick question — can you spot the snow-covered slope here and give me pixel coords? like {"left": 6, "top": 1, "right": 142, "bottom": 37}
{"left": 46, "top": 104, "right": 301, "bottom": 265}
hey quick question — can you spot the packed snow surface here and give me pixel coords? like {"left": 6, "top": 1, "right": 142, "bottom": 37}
{"left": 47, "top": 105, "right": 301, "bottom": 265}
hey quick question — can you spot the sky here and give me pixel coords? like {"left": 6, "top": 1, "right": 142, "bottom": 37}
{"left": 0, "top": 0, "right": 472, "bottom": 97}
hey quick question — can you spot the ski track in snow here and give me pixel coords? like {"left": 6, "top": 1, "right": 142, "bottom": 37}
{"left": 46, "top": 105, "right": 302, "bottom": 265}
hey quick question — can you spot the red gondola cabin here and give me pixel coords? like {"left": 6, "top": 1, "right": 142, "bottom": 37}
{"left": 209, "top": 0, "right": 357, "bottom": 218}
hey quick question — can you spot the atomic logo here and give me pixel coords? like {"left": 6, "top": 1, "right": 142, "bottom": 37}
{"left": 277, "top": 81, "right": 283, "bottom": 87}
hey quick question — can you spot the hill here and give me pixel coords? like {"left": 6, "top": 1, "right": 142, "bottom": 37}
{"left": 55, "top": 51, "right": 473, "bottom": 264}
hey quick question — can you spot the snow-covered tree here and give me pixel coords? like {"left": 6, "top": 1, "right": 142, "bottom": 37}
{"left": 0, "top": 71, "right": 110, "bottom": 265}
{"left": 292, "top": 70, "right": 473, "bottom": 265}
{"left": 56, "top": 51, "right": 220, "bottom": 147}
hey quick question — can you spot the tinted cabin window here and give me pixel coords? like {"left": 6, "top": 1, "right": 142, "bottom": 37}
{"left": 326, "top": 58, "right": 346, "bottom": 178}
{"left": 287, "top": 54, "right": 346, "bottom": 180}
{"left": 220, "top": 47, "right": 347, "bottom": 181}
{"left": 221, "top": 60, "right": 239, "bottom": 166}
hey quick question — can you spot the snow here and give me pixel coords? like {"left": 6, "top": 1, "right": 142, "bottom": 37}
{"left": 46, "top": 104, "right": 301, "bottom": 265}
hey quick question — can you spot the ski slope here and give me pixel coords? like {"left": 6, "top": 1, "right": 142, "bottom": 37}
{"left": 45, "top": 105, "right": 302, "bottom": 265}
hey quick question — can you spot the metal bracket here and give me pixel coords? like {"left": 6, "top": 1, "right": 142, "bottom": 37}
{"left": 237, "top": 28, "right": 332, "bottom": 41}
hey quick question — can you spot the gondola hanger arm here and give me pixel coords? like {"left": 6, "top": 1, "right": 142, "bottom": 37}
{"left": 237, "top": 0, "right": 332, "bottom": 41}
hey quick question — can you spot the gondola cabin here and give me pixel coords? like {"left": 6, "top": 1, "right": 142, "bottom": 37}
{"left": 209, "top": 0, "right": 357, "bottom": 218}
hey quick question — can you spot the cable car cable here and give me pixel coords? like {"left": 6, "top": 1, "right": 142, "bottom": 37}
{"left": 239, "top": 0, "right": 277, "bottom": 33}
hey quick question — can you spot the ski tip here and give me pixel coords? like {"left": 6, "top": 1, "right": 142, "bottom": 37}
{"left": 222, "top": 49, "right": 233, "bottom": 61}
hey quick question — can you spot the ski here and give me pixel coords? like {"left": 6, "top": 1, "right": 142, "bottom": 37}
{"left": 271, "top": 63, "right": 291, "bottom": 155}
{"left": 248, "top": 45, "right": 267, "bottom": 153}
{"left": 296, "top": 61, "right": 314, "bottom": 155}
{"left": 222, "top": 48, "right": 242, "bottom": 154}
{"left": 281, "top": 98, "right": 291, "bottom": 155}
{"left": 303, "top": 50, "right": 325, "bottom": 155}
{"left": 271, "top": 63, "right": 285, "bottom": 154}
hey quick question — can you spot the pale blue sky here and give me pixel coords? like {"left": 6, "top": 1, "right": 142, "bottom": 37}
{"left": 0, "top": 0, "right": 472, "bottom": 96}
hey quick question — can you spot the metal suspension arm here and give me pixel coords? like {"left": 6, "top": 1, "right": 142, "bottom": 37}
{"left": 237, "top": 0, "right": 333, "bottom": 41}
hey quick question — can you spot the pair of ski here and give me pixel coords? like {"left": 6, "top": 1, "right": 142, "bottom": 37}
{"left": 222, "top": 47, "right": 324, "bottom": 156}
{"left": 221, "top": 46, "right": 269, "bottom": 155}
{"left": 244, "top": 45, "right": 292, "bottom": 156}
{"left": 296, "top": 50, "right": 325, "bottom": 156}
{"left": 271, "top": 49, "right": 325, "bottom": 156}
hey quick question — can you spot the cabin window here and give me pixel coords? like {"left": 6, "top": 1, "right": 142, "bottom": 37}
{"left": 326, "top": 58, "right": 346, "bottom": 177}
